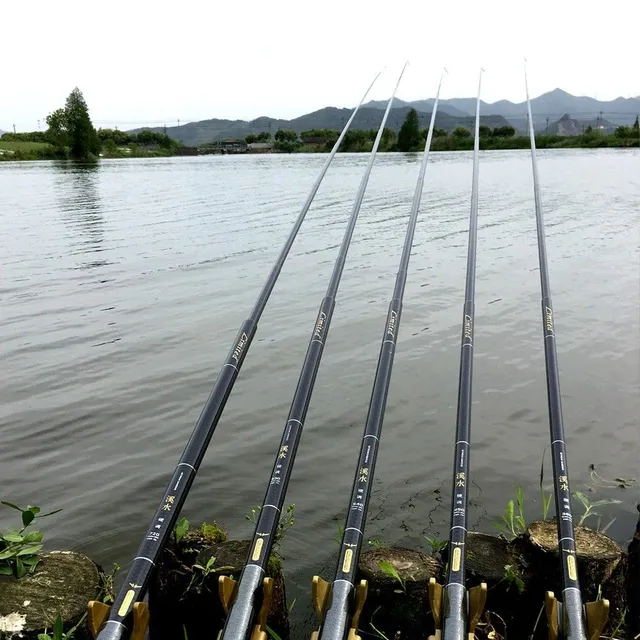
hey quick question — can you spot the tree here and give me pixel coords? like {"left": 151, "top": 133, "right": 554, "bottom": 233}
{"left": 245, "top": 133, "right": 258, "bottom": 144}
{"left": 479, "top": 125, "right": 492, "bottom": 137}
{"left": 585, "top": 125, "right": 594, "bottom": 134}
{"left": 453, "top": 126, "right": 471, "bottom": 139}
{"left": 433, "top": 128, "right": 448, "bottom": 138}
{"left": 274, "top": 129, "right": 298, "bottom": 143}
{"left": 397, "top": 108, "right": 421, "bottom": 151}
{"left": 46, "top": 108, "right": 70, "bottom": 148}
{"left": 492, "top": 125, "right": 516, "bottom": 138}
{"left": 47, "top": 88, "right": 100, "bottom": 159}
{"left": 256, "top": 132, "right": 271, "bottom": 142}
{"left": 632, "top": 116, "right": 639, "bottom": 138}
{"left": 615, "top": 125, "right": 631, "bottom": 138}
{"left": 64, "top": 88, "right": 100, "bottom": 159}
{"left": 274, "top": 129, "right": 300, "bottom": 152}
{"left": 381, "top": 127, "right": 396, "bottom": 150}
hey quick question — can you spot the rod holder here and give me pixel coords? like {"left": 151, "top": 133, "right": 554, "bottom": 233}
{"left": 218, "top": 575, "right": 273, "bottom": 640}
{"left": 427, "top": 578, "right": 487, "bottom": 640}
{"left": 545, "top": 591, "right": 609, "bottom": 640}
{"left": 218, "top": 575, "right": 239, "bottom": 614}
{"left": 87, "top": 601, "right": 149, "bottom": 640}
{"left": 310, "top": 576, "right": 368, "bottom": 640}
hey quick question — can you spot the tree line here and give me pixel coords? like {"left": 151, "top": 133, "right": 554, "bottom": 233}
{"left": 2, "top": 88, "right": 177, "bottom": 160}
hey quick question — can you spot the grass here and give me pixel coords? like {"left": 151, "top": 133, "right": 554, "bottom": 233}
{"left": 0, "top": 141, "right": 53, "bottom": 151}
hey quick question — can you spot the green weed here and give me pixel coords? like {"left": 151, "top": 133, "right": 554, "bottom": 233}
{"left": 493, "top": 487, "right": 526, "bottom": 539}
{"left": 0, "top": 501, "right": 61, "bottom": 578}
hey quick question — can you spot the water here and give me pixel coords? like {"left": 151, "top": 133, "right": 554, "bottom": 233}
{"left": 1, "top": 150, "right": 638, "bottom": 631}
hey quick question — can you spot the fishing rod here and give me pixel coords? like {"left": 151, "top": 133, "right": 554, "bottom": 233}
{"left": 309, "top": 68, "right": 446, "bottom": 640}
{"left": 217, "top": 63, "right": 408, "bottom": 640}
{"left": 428, "top": 69, "right": 487, "bottom": 640}
{"left": 523, "top": 60, "right": 609, "bottom": 640}
{"left": 86, "top": 72, "right": 383, "bottom": 640}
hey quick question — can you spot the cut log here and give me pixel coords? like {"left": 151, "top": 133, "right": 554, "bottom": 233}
{"left": 520, "top": 519, "right": 626, "bottom": 634}
{"left": 357, "top": 546, "right": 440, "bottom": 639}
{"left": 0, "top": 551, "right": 100, "bottom": 639}
{"left": 149, "top": 534, "right": 289, "bottom": 640}
{"left": 445, "top": 532, "right": 527, "bottom": 639}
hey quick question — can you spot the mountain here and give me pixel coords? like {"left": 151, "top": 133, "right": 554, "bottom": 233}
{"left": 364, "top": 98, "right": 469, "bottom": 118}
{"left": 544, "top": 113, "right": 617, "bottom": 136}
{"left": 131, "top": 107, "right": 511, "bottom": 147}
{"left": 366, "top": 89, "right": 640, "bottom": 129}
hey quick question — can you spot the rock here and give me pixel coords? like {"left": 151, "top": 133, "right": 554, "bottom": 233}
{"left": 0, "top": 551, "right": 100, "bottom": 639}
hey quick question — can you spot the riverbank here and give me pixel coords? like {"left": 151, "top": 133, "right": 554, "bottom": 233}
{"left": 2, "top": 133, "right": 638, "bottom": 161}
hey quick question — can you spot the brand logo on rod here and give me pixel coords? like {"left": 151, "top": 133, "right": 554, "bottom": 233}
{"left": 545, "top": 306, "right": 554, "bottom": 333}
{"left": 313, "top": 312, "right": 327, "bottom": 340}
{"left": 464, "top": 315, "right": 473, "bottom": 342}
{"left": 386, "top": 310, "right": 398, "bottom": 339}
{"left": 232, "top": 332, "right": 249, "bottom": 362}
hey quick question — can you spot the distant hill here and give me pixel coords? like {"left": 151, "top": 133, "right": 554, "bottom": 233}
{"left": 363, "top": 98, "right": 470, "bottom": 118}
{"left": 366, "top": 89, "right": 640, "bottom": 130}
{"left": 130, "top": 107, "right": 511, "bottom": 147}
{"left": 544, "top": 113, "right": 617, "bottom": 136}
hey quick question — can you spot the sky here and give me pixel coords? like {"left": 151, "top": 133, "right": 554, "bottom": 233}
{"left": 2, "top": 0, "right": 638, "bottom": 132}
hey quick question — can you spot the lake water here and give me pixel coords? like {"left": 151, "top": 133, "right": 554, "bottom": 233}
{"left": 1, "top": 150, "right": 638, "bottom": 632}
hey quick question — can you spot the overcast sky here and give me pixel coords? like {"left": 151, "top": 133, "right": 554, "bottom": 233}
{"left": 3, "top": 0, "right": 638, "bottom": 132}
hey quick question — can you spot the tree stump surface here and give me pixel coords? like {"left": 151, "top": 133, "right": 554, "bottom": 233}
{"left": 149, "top": 537, "right": 289, "bottom": 640}
{"left": 0, "top": 551, "right": 100, "bottom": 639}
{"left": 519, "top": 520, "right": 626, "bottom": 635}
{"left": 357, "top": 546, "right": 440, "bottom": 639}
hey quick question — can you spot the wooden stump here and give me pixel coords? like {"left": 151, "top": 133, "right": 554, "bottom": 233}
{"left": 447, "top": 532, "right": 528, "bottom": 639}
{"left": 357, "top": 547, "right": 440, "bottom": 638}
{"left": 149, "top": 534, "right": 289, "bottom": 640}
{"left": 520, "top": 520, "right": 625, "bottom": 634}
{"left": 0, "top": 551, "right": 100, "bottom": 639}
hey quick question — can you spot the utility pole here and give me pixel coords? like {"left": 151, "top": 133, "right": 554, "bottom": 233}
{"left": 13, "top": 123, "right": 16, "bottom": 134}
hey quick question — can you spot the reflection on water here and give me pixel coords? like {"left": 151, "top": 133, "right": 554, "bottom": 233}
{"left": 55, "top": 161, "right": 108, "bottom": 269}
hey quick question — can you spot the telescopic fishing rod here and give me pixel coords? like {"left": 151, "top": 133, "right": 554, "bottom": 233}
{"left": 86, "top": 72, "right": 383, "bottom": 640}
{"left": 428, "top": 69, "right": 487, "bottom": 640}
{"left": 523, "top": 60, "right": 609, "bottom": 640}
{"left": 217, "top": 63, "right": 408, "bottom": 640}
{"left": 309, "top": 68, "right": 446, "bottom": 640}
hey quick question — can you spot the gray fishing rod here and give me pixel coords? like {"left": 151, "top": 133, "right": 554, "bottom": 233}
{"left": 310, "top": 69, "right": 446, "bottom": 640}
{"left": 88, "top": 72, "right": 382, "bottom": 640}
{"left": 523, "top": 60, "right": 608, "bottom": 640}
{"left": 218, "top": 63, "right": 408, "bottom": 640}
{"left": 428, "top": 69, "right": 487, "bottom": 640}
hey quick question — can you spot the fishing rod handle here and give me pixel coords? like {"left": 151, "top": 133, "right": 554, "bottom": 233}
{"left": 220, "top": 564, "right": 263, "bottom": 640}
{"left": 563, "top": 588, "right": 588, "bottom": 640}
{"left": 442, "top": 583, "right": 466, "bottom": 640}
{"left": 95, "top": 621, "right": 128, "bottom": 640}
{"left": 318, "top": 580, "right": 353, "bottom": 640}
